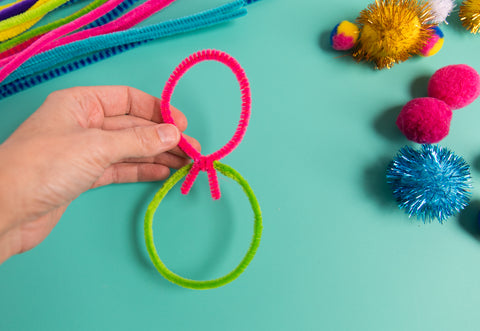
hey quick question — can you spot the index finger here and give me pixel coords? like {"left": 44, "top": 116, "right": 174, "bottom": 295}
{"left": 66, "top": 86, "right": 187, "bottom": 129}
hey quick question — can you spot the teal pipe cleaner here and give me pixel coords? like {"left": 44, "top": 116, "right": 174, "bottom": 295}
{"left": 1, "top": 0, "right": 247, "bottom": 85}
{"left": 0, "top": 1, "right": 250, "bottom": 98}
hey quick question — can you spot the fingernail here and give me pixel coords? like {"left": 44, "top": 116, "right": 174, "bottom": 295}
{"left": 157, "top": 124, "right": 179, "bottom": 145}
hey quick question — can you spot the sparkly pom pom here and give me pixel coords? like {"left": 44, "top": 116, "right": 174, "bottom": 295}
{"left": 459, "top": 0, "right": 480, "bottom": 33}
{"left": 419, "top": 26, "right": 444, "bottom": 57}
{"left": 387, "top": 145, "right": 472, "bottom": 222}
{"left": 330, "top": 21, "right": 360, "bottom": 51}
{"left": 427, "top": 0, "right": 455, "bottom": 23}
{"left": 353, "top": 0, "right": 434, "bottom": 69}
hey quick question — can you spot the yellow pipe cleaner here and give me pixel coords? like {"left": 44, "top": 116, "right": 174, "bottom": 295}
{"left": 0, "top": 0, "right": 69, "bottom": 41}
{"left": 0, "top": 0, "right": 24, "bottom": 10}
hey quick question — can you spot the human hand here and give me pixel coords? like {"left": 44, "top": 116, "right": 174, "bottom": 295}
{"left": 0, "top": 86, "right": 199, "bottom": 263}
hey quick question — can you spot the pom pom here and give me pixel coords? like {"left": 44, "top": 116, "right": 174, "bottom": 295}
{"left": 387, "top": 144, "right": 472, "bottom": 222}
{"left": 419, "top": 26, "right": 444, "bottom": 57}
{"left": 460, "top": 0, "right": 480, "bottom": 33}
{"left": 427, "top": 0, "right": 455, "bottom": 23}
{"left": 353, "top": 0, "right": 434, "bottom": 69}
{"left": 396, "top": 97, "right": 452, "bottom": 143}
{"left": 330, "top": 21, "right": 360, "bottom": 51}
{"left": 428, "top": 64, "right": 480, "bottom": 110}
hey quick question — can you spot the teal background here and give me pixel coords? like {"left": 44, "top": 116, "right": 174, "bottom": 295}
{"left": 2, "top": 0, "right": 480, "bottom": 330}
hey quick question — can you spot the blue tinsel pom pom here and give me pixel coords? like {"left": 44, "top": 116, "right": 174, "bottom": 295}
{"left": 387, "top": 144, "right": 472, "bottom": 223}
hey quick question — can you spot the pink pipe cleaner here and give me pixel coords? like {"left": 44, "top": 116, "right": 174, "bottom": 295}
{"left": 161, "top": 49, "right": 251, "bottom": 200}
{"left": 0, "top": 0, "right": 175, "bottom": 65}
{"left": 0, "top": 35, "right": 40, "bottom": 60}
{"left": 0, "top": 0, "right": 176, "bottom": 82}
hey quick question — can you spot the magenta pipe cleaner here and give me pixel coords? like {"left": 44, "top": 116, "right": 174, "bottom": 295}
{"left": 0, "top": 0, "right": 176, "bottom": 83}
{"left": 161, "top": 49, "right": 251, "bottom": 200}
{"left": 0, "top": 0, "right": 175, "bottom": 65}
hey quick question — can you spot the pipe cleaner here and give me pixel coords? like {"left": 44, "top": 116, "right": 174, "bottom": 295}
{"left": 0, "top": 0, "right": 37, "bottom": 21}
{"left": 0, "top": 0, "right": 73, "bottom": 42}
{"left": 0, "top": 0, "right": 141, "bottom": 58}
{"left": 0, "top": 0, "right": 67, "bottom": 30}
{"left": 0, "top": 0, "right": 140, "bottom": 83}
{"left": 0, "top": 0, "right": 248, "bottom": 88}
{"left": 387, "top": 64, "right": 480, "bottom": 222}
{"left": 144, "top": 49, "right": 262, "bottom": 290}
{"left": 0, "top": 0, "right": 244, "bottom": 72}
{"left": 329, "top": 0, "right": 446, "bottom": 69}
{"left": 0, "top": 0, "right": 115, "bottom": 57}
{"left": 0, "top": 4, "right": 247, "bottom": 99}
{"left": 0, "top": 0, "right": 50, "bottom": 42}
{"left": 14, "top": 0, "right": 178, "bottom": 58}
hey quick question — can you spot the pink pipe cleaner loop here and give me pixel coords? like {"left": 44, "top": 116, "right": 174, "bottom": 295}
{"left": 160, "top": 49, "right": 251, "bottom": 200}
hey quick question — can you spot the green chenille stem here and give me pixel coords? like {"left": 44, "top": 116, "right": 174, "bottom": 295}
{"left": 0, "top": 0, "right": 109, "bottom": 53}
{"left": 144, "top": 161, "right": 263, "bottom": 290}
{"left": 0, "top": 0, "right": 69, "bottom": 31}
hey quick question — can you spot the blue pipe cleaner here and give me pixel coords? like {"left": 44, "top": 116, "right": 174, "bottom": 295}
{"left": 387, "top": 144, "right": 472, "bottom": 223}
{"left": 1, "top": 0, "right": 247, "bottom": 85}
{"left": 0, "top": 1, "right": 249, "bottom": 98}
{"left": 86, "top": 0, "right": 139, "bottom": 29}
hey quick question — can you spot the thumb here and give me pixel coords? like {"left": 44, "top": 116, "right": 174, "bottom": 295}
{"left": 99, "top": 123, "right": 181, "bottom": 163}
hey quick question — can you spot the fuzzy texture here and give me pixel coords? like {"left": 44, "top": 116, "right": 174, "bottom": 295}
{"left": 460, "top": 0, "right": 480, "bottom": 33}
{"left": 427, "top": 0, "right": 454, "bottom": 23}
{"left": 0, "top": 0, "right": 37, "bottom": 21}
{"left": 353, "top": 0, "right": 434, "bottom": 69}
{"left": 387, "top": 144, "right": 472, "bottom": 222}
{"left": 0, "top": 0, "right": 176, "bottom": 80}
{"left": 0, "top": 1, "right": 248, "bottom": 98}
{"left": 427, "top": 64, "right": 480, "bottom": 110}
{"left": 396, "top": 97, "right": 452, "bottom": 143}
{"left": 0, "top": 0, "right": 115, "bottom": 57}
{"left": 144, "top": 161, "right": 263, "bottom": 289}
{"left": 0, "top": 0, "right": 65, "bottom": 29}
{"left": 0, "top": 0, "right": 52, "bottom": 42}
{"left": 11, "top": 0, "right": 176, "bottom": 59}
{"left": 420, "top": 26, "right": 444, "bottom": 56}
{"left": 160, "top": 49, "right": 251, "bottom": 200}
{"left": 0, "top": 0, "right": 128, "bottom": 83}
{"left": 330, "top": 20, "right": 359, "bottom": 51}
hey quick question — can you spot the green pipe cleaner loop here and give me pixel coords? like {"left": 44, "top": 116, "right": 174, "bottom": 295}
{"left": 144, "top": 161, "right": 263, "bottom": 290}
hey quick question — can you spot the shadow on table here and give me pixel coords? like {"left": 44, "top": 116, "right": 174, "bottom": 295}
{"left": 410, "top": 75, "right": 430, "bottom": 99}
{"left": 363, "top": 156, "right": 398, "bottom": 209}
{"left": 373, "top": 105, "right": 405, "bottom": 142}
{"left": 458, "top": 199, "right": 480, "bottom": 240}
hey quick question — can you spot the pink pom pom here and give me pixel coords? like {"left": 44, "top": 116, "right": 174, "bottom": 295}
{"left": 427, "top": 64, "right": 480, "bottom": 110}
{"left": 396, "top": 97, "right": 452, "bottom": 144}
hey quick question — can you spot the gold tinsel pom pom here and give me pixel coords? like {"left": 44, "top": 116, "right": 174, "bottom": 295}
{"left": 460, "top": 0, "right": 480, "bottom": 34}
{"left": 353, "top": 0, "right": 434, "bottom": 69}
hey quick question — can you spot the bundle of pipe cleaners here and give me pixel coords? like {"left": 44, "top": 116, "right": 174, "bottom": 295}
{"left": 144, "top": 49, "right": 262, "bottom": 289}
{"left": 0, "top": 0, "right": 261, "bottom": 99}
{"left": 387, "top": 64, "right": 480, "bottom": 222}
{"left": 329, "top": 0, "right": 480, "bottom": 69}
